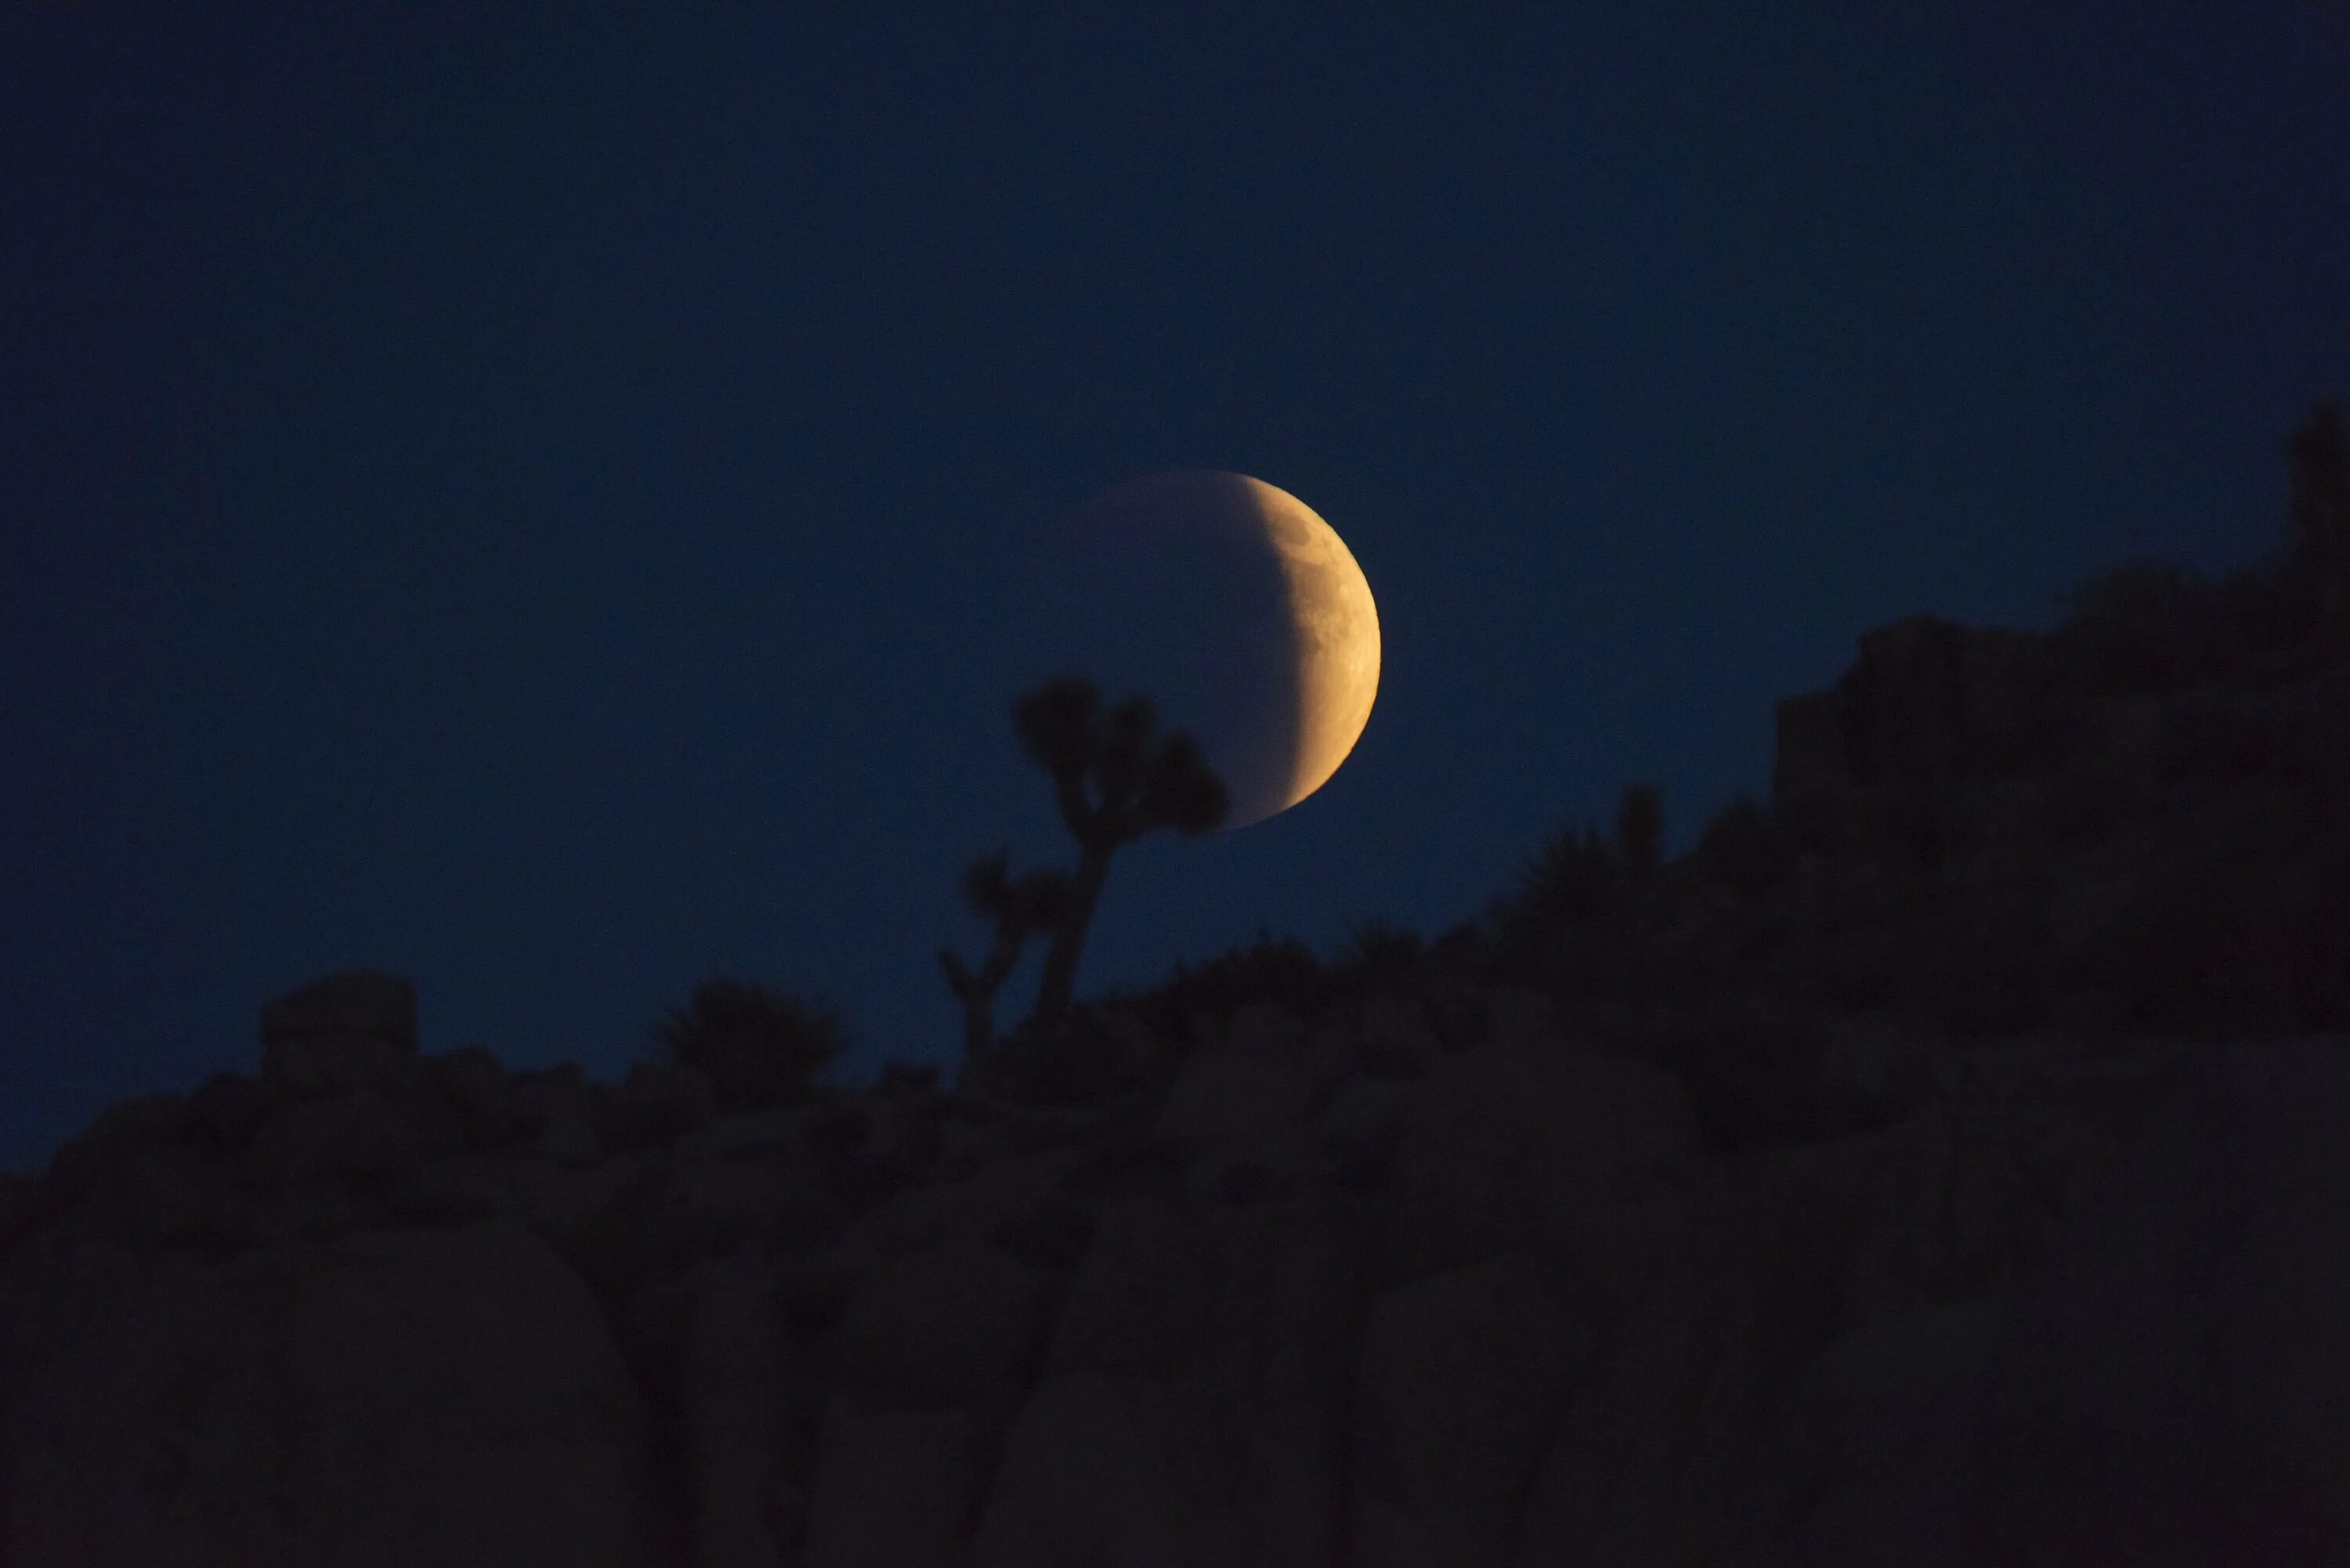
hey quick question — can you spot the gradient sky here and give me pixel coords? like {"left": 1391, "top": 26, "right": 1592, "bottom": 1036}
{"left": 5, "top": 2, "right": 2345, "bottom": 1176}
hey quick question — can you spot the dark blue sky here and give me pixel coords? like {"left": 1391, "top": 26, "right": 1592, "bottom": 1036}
{"left": 5, "top": 3, "right": 2345, "bottom": 1176}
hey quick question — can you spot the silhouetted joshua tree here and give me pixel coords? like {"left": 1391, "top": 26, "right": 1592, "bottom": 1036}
{"left": 1013, "top": 675, "right": 1230, "bottom": 1024}
{"left": 938, "top": 851, "right": 1068, "bottom": 1064}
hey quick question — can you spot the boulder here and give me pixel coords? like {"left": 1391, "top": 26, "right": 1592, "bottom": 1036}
{"left": 184, "top": 1071, "right": 276, "bottom": 1158}
{"left": 1734, "top": 1292, "right": 2005, "bottom": 1568}
{"left": 833, "top": 1237, "right": 1050, "bottom": 1411}
{"left": 1045, "top": 1196, "right": 1224, "bottom": 1379}
{"left": 233, "top": 1084, "right": 465, "bottom": 1196}
{"left": 796, "top": 1240, "right": 1052, "bottom": 1567}
{"left": 1376, "top": 1042, "right": 1702, "bottom": 1298}
{"left": 1963, "top": 1036, "right": 2350, "bottom": 1566}
{"left": 0, "top": 1170, "right": 61, "bottom": 1258}
{"left": 1475, "top": 985, "right": 1569, "bottom": 1051}
{"left": 986, "top": 1195, "right": 1097, "bottom": 1272}
{"left": 800, "top": 1402, "right": 994, "bottom": 1568}
{"left": 612, "top": 1058, "right": 718, "bottom": 1147}
{"left": 0, "top": 1218, "right": 656, "bottom": 1567}
{"left": 575, "top": 1154, "right": 839, "bottom": 1289}
{"left": 1311, "top": 1077, "right": 1414, "bottom": 1153}
{"left": 1833, "top": 616, "right": 2075, "bottom": 788}
{"left": 678, "top": 1257, "right": 823, "bottom": 1568}
{"left": 256, "top": 970, "right": 423, "bottom": 1098}
{"left": 536, "top": 1100, "right": 605, "bottom": 1166}
{"left": 1352, "top": 1251, "right": 1595, "bottom": 1568}
{"left": 968, "top": 1189, "right": 1374, "bottom": 1568}
{"left": 961, "top": 1373, "right": 1211, "bottom": 1568}
{"left": 1153, "top": 1031, "right": 1331, "bottom": 1145}
{"left": 1352, "top": 994, "right": 1443, "bottom": 1080}
{"left": 511, "top": 1061, "right": 592, "bottom": 1133}
{"left": 42, "top": 1092, "right": 192, "bottom": 1198}
{"left": 425, "top": 1045, "right": 525, "bottom": 1147}
{"left": 1505, "top": 1170, "right": 1796, "bottom": 1568}
{"left": 1775, "top": 688, "right": 1852, "bottom": 800}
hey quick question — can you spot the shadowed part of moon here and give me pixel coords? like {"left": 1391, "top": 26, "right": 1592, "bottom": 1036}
{"left": 1019, "top": 470, "right": 1379, "bottom": 830}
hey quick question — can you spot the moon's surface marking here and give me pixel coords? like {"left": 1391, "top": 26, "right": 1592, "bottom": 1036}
{"left": 1032, "top": 470, "right": 1379, "bottom": 830}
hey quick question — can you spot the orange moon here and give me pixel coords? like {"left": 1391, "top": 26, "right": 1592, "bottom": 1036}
{"left": 1029, "top": 470, "right": 1379, "bottom": 830}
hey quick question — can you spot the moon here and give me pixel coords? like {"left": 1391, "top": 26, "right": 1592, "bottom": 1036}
{"left": 1020, "top": 470, "right": 1379, "bottom": 831}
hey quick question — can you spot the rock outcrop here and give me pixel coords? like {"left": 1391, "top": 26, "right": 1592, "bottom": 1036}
{"left": 4, "top": 575, "right": 2344, "bottom": 1566}
{"left": 9, "top": 965, "right": 2338, "bottom": 1566}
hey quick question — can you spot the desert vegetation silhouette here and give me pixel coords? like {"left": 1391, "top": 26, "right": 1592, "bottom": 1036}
{"left": 641, "top": 395, "right": 2348, "bottom": 1111}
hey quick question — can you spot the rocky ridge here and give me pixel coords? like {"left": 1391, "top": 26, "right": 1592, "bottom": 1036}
{"left": 3, "top": 558, "right": 2346, "bottom": 1567}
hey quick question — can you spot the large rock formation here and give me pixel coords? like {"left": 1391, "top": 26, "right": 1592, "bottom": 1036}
{"left": 4, "top": 579, "right": 2343, "bottom": 1566}
{"left": 9, "top": 963, "right": 2339, "bottom": 1567}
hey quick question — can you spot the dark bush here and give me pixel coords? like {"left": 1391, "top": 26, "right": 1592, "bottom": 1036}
{"left": 1507, "top": 822, "right": 1624, "bottom": 927}
{"left": 1148, "top": 930, "right": 1332, "bottom": 1029}
{"left": 648, "top": 977, "right": 848, "bottom": 1114}
{"left": 1332, "top": 918, "right": 1426, "bottom": 988}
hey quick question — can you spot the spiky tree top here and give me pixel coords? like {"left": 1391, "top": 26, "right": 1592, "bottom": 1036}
{"left": 1013, "top": 675, "right": 1229, "bottom": 1021}
{"left": 1014, "top": 677, "right": 1230, "bottom": 851}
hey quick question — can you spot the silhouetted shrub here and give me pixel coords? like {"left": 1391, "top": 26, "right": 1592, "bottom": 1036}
{"left": 1485, "top": 821, "right": 1629, "bottom": 985}
{"left": 1695, "top": 792, "right": 1800, "bottom": 895}
{"left": 1332, "top": 918, "right": 1425, "bottom": 987}
{"left": 1507, "top": 821, "right": 1624, "bottom": 927}
{"left": 1152, "top": 930, "right": 1332, "bottom": 1028}
{"left": 647, "top": 977, "right": 848, "bottom": 1114}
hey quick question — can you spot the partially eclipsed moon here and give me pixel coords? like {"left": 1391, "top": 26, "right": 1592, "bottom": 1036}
{"left": 1031, "top": 470, "right": 1379, "bottom": 830}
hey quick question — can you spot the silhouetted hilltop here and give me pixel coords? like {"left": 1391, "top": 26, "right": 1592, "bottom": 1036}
{"left": 1, "top": 402, "right": 2344, "bottom": 1567}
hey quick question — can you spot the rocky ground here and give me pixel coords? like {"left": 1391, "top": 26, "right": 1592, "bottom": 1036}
{"left": 3, "top": 576, "right": 2345, "bottom": 1567}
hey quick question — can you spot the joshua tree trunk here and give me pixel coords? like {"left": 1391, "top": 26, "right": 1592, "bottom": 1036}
{"left": 940, "top": 928, "right": 1022, "bottom": 1065}
{"left": 958, "top": 987, "right": 995, "bottom": 1064}
{"left": 1032, "top": 844, "right": 1113, "bottom": 1023}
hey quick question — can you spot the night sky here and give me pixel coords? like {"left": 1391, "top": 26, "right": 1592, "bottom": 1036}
{"left": 5, "top": 3, "right": 2345, "bottom": 1177}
